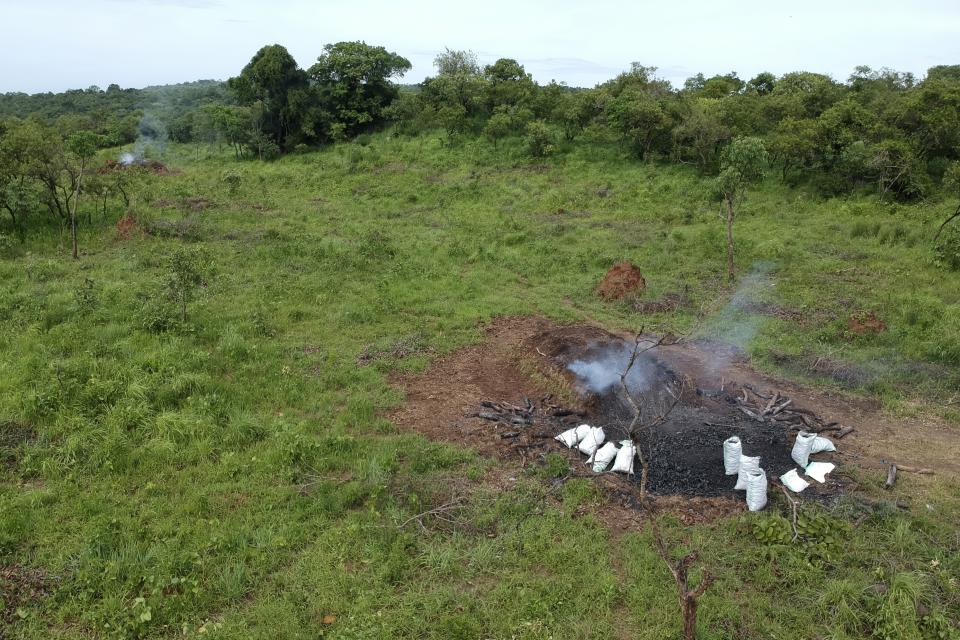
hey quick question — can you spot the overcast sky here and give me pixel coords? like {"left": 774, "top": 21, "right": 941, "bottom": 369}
{"left": 2, "top": 0, "right": 958, "bottom": 94}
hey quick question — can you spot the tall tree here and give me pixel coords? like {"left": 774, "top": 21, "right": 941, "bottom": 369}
{"left": 715, "top": 137, "right": 768, "bottom": 281}
{"left": 483, "top": 58, "right": 536, "bottom": 110}
{"left": 228, "top": 45, "right": 307, "bottom": 151}
{"left": 309, "top": 41, "right": 411, "bottom": 139}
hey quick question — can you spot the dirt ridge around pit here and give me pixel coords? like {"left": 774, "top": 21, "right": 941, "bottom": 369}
{"left": 386, "top": 316, "right": 958, "bottom": 524}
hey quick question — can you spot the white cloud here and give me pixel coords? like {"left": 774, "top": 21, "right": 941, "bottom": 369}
{"left": 0, "top": 0, "right": 957, "bottom": 93}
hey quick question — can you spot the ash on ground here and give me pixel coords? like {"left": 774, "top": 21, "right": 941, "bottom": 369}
{"left": 566, "top": 339, "right": 843, "bottom": 499}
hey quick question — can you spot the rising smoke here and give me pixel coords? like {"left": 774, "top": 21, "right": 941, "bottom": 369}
{"left": 568, "top": 341, "right": 661, "bottom": 395}
{"left": 120, "top": 111, "right": 168, "bottom": 165}
{"left": 697, "top": 261, "right": 775, "bottom": 374}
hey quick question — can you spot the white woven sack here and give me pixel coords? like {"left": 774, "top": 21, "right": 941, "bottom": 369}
{"left": 612, "top": 440, "right": 636, "bottom": 474}
{"left": 745, "top": 469, "right": 768, "bottom": 511}
{"left": 723, "top": 436, "right": 742, "bottom": 475}
{"left": 810, "top": 436, "right": 836, "bottom": 454}
{"left": 791, "top": 431, "right": 817, "bottom": 468}
{"left": 805, "top": 461, "right": 835, "bottom": 483}
{"left": 578, "top": 427, "right": 605, "bottom": 457}
{"left": 555, "top": 424, "right": 591, "bottom": 448}
{"left": 734, "top": 455, "right": 761, "bottom": 490}
{"left": 589, "top": 442, "right": 619, "bottom": 472}
{"left": 780, "top": 469, "right": 809, "bottom": 493}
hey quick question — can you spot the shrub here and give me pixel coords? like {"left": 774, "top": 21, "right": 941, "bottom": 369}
{"left": 524, "top": 120, "right": 556, "bottom": 158}
{"left": 933, "top": 225, "right": 960, "bottom": 271}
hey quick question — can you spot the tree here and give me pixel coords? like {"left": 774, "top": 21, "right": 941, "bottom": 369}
{"left": 65, "top": 130, "right": 100, "bottom": 259}
{"left": 746, "top": 72, "right": 777, "bottom": 96}
{"left": 483, "top": 110, "right": 512, "bottom": 149}
{"left": 701, "top": 72, "right": 743, "bottom": 99}
{"left": 421, "top": 49, "right": 488, "bottom": 124}
{"left": 671, "top": 98, "right": 731, "bottom": 173}
{"left": 0, "top": 119, "right": 42, "bottom": 239}
{"left": 564, "top": 92, "right": 598, "bottom": 140}
{"left": 934, "top": 161, "right": 960, "bottom": 242}
{"left": 228, "top": 44, "right": 308, "bottom": 151}
{"left": 433, "top": 48, "right": 479, "bottom": 76}
{"left": 309, "top": 41, "right": 411, "bottom": 139}
{"left": 165, "top": 246, "right": 208, "bottom": 323}
{"left": 769, "top": 117, "right": 818, "bottom": 181}
{"left": 483, "top": 58, "right": 535, "bottom": 110}
{"left": 606, "top": 87, "right": 669, "bottom": 159}
{"left": 715, "top": 137, "right": 768, "bottom": 281}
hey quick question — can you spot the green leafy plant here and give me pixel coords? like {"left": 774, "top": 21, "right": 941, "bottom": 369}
{"left": 751, "top": 506, "right": 850, "bottom": 566}
{"left": 164, "top": 246, "right": 209, "bottom": 323}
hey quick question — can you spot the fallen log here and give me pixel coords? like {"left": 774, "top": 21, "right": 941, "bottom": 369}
{"left": 762, "top": 392, "right": 780, "bottom": 416}
{"left": 895, "top": 465, "right": 934, "bottom": 475}
{"left": 835, "top": 426, "right": 855, "bottom": 439}
{"left": 769, "top": 399, "right": 793, "bottom": 416}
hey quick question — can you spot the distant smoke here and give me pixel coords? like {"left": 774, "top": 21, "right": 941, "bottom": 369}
{"left": 698, "top": 261, "right": 775, "bottom": 374}
{"left": 120, "top": 111, "right": 167, "bottom": 164}
{"left": 569, "top": 341, "right": 661, "bottom": 395}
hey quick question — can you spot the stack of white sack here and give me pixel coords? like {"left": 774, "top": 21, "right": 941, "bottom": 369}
{"left": 578, "top": 427, "right": 606, "bottom": 457}
{"left": 588, "top": 442, "right": 619, "bottom": 472}
{"left": 734, "top": 455, "right": 761, "bottom": 490}
{"left": 612, "top": 440, "right": 636, "bottom": 474}
{"left": 723, "top": 436, "right": 742, "bottom": 475}
{"left": 791, "top": 431, "right": 817, "bottom": 467}
{"left": 555, "top": 424, "right": 592, "bottom": 448}
{"left": 745, "top": 469, "right": 768, "bottom": 511}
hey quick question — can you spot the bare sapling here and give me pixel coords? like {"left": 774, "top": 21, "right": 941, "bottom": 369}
{"left": 619, "top": 330, "right": 712, "bottom": 640}
{"left": 619, "top": 333, "right": 686, "bottom": 500}
{"left": 648, "top": 513, "right": 716, "bottom": 640}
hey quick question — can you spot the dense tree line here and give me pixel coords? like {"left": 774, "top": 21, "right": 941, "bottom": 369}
{"left": 0, "top": 80, "right": 231, "bottom": 148}
{"left": 1, "top": 41, "right": 959, "bottom": 262}
{"left": 380, "top": 54, "right": 960, "bottom": 203}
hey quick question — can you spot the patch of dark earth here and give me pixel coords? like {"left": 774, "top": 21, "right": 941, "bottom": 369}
{"left": 565, "top": 346, "right": 845, "bottom": 500}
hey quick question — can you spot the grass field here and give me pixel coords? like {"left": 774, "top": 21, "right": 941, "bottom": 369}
{"left": 1, "top": 133, "right": 958, "bottom": 638}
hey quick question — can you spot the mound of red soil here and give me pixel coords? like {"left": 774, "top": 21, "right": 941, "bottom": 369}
{"left": 848, "top": 312, "right": 886, "bottom": 335}
{"left": 116, "top": 213, "right": 138, "bottom": 239}
{"left": 597, "top": 261, "right": 646, "bottom": 300}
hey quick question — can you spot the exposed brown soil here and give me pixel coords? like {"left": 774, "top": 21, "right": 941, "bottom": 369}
{"left": 0, "top": 420, "right": 35, "bottom": 471}
{"left": 848, "top": 312, "right": 887, "bottom": 335}
{"left": 0, "top": 564, "right": 55, "bottom": 629}
{"left": 597, "top": 261, "right": 646, "bottom": 301}
{"left": 387, "top": 316, "right": 960, "bottom": 527}
{"left": 634, "top": 292, "right": 689, "bottom": 314}
{"left": 115, "top": 213, "right": 138, "bottom": 239}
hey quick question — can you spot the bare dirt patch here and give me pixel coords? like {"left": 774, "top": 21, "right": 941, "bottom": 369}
{"left": 0, "top": 420, "right": 35, "bottom": 471}
{"left": 115, "top": 213, "right": 139, "bottom": 239}
{"left": 0, "top": 564, "right": 56, "bottom": 629}
{"left": 387, "top": 316, "right": 960, "bottom": 526}
{"left": 848, "top": 312, "right": 887, "bottom": 335}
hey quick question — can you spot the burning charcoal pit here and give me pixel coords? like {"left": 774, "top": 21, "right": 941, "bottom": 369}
{"left": 564, "top": 339, "right": 843, "bottom": 499}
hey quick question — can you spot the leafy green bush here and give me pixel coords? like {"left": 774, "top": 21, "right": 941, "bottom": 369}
{"left": 933, "top": 225, "right": 960, "bottom": 271}
{"left": 524, "top": 120, "right": 556, "bottom": 158}
{"left": 751, "top": 506, "right": 850, "bottom": 566}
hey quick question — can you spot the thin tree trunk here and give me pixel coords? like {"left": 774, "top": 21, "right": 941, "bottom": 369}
{"left": 725, "top": 195, "right": 735, "bottom": 282}
{"left": 71, "top": 159, "right": 85, "bottom": 260}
